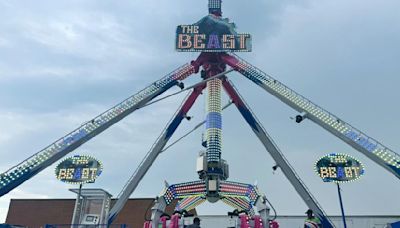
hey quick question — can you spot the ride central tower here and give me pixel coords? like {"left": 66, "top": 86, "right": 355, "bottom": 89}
{"left": 200, "top": 0, "right": 224, "bottom": 187}
{"left": 180, "top": 0, "right": 251, "bottom": 200}
{"left": 144, "top": 1, "right": 271, "bottom": 226}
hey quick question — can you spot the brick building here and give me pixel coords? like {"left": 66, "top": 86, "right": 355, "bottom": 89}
{"left": 5, "top": 198, "right": 194, "bottom": 228}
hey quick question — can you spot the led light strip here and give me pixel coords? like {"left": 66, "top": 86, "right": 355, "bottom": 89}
{"left": 221, "top": 197, "right": 255, "bottom": 216}
{"left": 0, "top": 64, "right": 195, "bottom": 189}
{"left": 208, "top": 0, "right": 222, "bottom": 9}
{"left": 206, "top": 79, "right": 223, "bottom": 163}
{"left": 232, "top": 54, "right": 400, "bottom": 173}
{"left": 175, "top": 197, "right": 206, "bottom": 212}
{"left": 162, "top": 181, "right": 207, "bottom": 205}
{"left": 219, "top": 181, "right": 261, "bottom": 208}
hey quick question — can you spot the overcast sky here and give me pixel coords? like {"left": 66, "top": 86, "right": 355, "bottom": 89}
{"left": 1, "top": 0, "right": 400, "bottom": 223}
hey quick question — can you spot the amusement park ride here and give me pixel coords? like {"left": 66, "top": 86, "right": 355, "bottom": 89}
{"left": 1, "top": 1, "right": 400, "bottom": 228}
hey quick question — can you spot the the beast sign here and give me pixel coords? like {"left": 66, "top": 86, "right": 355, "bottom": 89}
{"left": 176, "top": 16, "right": 252, "bottom": 52}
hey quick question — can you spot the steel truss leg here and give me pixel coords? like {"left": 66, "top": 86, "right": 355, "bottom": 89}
{"left": 108, "top": 84, "right": 206, "bottom": 225}
{"left": 0, "top": 62, "right": 198, "bottom": 198}
{"left": 222, "top": 53, "right": 400, "bottom": 180}
{"left": 222, "top": 79, "right": 335, "bottom": 228}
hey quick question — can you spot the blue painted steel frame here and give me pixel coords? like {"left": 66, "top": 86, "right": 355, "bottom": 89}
{"left": 0, "top": 64, "right": 196, "bottom": 197}
{"left": 107, "top": 84, "right": 206, "bottom": 225}
{"left": 222, "top": 79, "right": 335, "bottom": 228}
{"left": 0, "top": 81, "right": 176, "bottom": 197}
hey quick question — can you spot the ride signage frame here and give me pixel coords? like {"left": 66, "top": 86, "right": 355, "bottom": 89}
{"left": 55, "top": 155, "right": 103, "bottom": 184}
{"left": 314, "top": 153, "right": 365, "bottom": 183}
{"left": 176, "top": 25, "right": 251, "bottom": 52}
{"left": 175, "top": 15, "right": 252, "bottom": 52}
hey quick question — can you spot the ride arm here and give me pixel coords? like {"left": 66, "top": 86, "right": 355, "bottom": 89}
{"left": 0, "top": 64, "right": 196, "bottom": 197}
{"left": 221, "top": 53, "right": 400, "bottom": 179}
{"left": 222, "top": 79, "right": 335, "bottom": 228}
{"left": 107, "top": 84, "right": 205, "bottom": 225}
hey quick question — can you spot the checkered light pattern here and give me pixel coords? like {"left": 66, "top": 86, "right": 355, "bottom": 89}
{"left": 175, "top": 196, "right": 206, "bottom": 212}
{"left": 208, "top": 0, "right": 222, "bottom": 11}
{"left": 160, "top": 180, "right": 261, "bottom": 214}
{"left": 206, "top": 78, "right": 223, "bottom": 163}
{"left": 219, "top": 181, "right": 261, "bottom": 216}
{"left": 222, "top": 197, "right": 254, "bottom": 215}
{"left": 162, "top": 181, "right": 207, "bottom": 205}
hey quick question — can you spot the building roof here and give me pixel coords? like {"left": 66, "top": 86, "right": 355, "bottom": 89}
{"left": 6, "top": 198, "right": 196, "bottom": 228}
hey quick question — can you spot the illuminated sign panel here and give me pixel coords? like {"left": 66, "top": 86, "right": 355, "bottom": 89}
{"left": 176, "top": 16, "right": 252, "bottom": 52}
{"left": 314, "top": 153, "right": 365, "bottom": 183}
{"left": 55, "top": 155, "right": 103, "bottom": 184}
